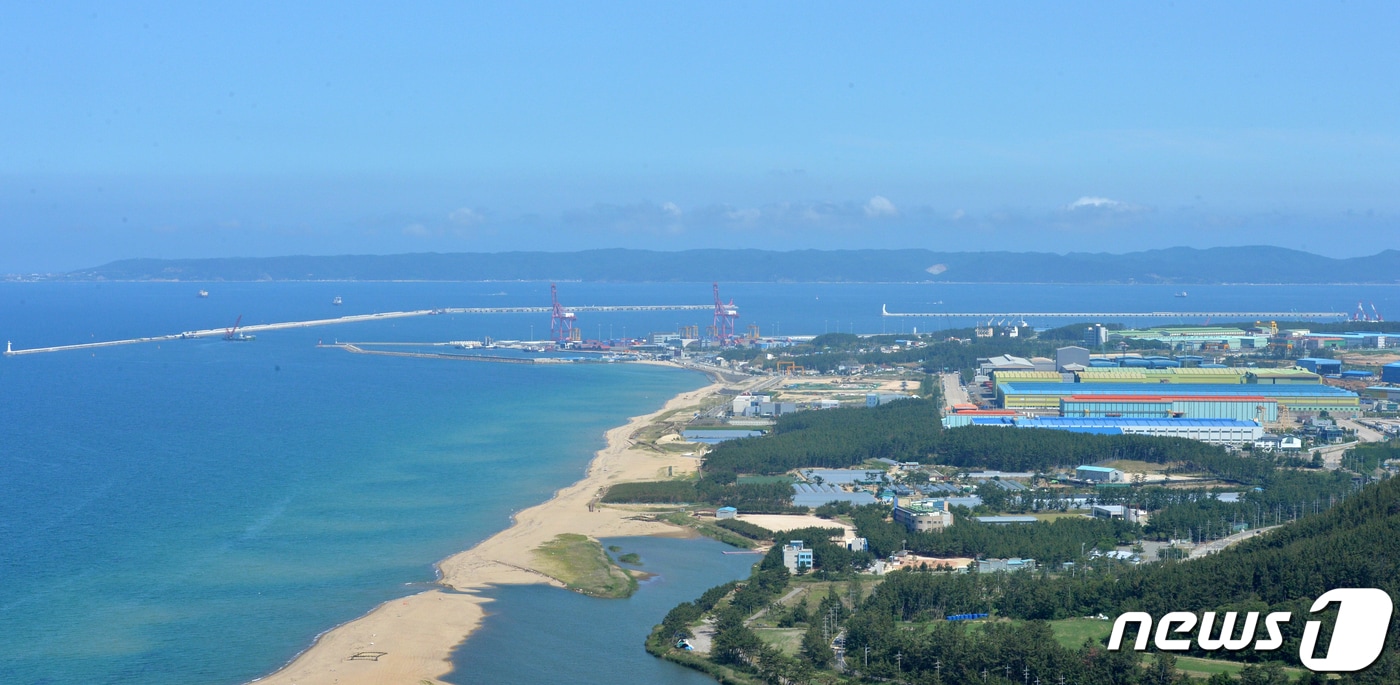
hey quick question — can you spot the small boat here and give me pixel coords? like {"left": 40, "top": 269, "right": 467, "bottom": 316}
{"left": 197, "top": 290, "right": 209, "bottom": 298}
{"left": 332, "top": 296, "right": 343, "bottom": 306}
{"left": 1174, "top": 292, "right": 1188, "bottom": 298}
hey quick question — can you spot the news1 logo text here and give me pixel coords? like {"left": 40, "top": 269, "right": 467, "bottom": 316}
{"left": 1107, "top": 588, "right": 1394, "bottom": 672}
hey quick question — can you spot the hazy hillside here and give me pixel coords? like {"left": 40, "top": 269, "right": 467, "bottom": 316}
{"left": 62, "top": 247, "right": 1400, "bottom": 284}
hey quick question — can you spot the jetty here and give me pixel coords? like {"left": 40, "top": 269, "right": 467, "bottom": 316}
{"left": 3, "top": 304, "right": 708, "bottom": 357}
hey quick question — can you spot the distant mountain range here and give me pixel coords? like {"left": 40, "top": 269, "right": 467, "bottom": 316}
{"left": 61, "top": 247, "right": 1400, "bottom": 284}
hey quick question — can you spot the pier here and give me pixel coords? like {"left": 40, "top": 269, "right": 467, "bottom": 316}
{"left": 3, "top": 304, "right": 709, "bottom": 357}
{"left": 881, "top": 305, "right": 1348, "bottom": 320}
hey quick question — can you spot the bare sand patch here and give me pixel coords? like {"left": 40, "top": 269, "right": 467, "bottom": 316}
{"left": 736, "top": 514, "right": 854, "bottom": 537}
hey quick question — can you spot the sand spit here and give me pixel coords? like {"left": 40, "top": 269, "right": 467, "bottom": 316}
{"left": 251, "top": 372, "right": 748, "bottom": 685}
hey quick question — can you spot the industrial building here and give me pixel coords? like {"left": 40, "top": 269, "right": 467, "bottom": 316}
{"left": 944, "top": 415, "right": 1264, "bottom": 445}
{"left": 715, "top": 506, "right": 737, "bottom": 519}
{"left": 866, "top": 393, "right": 914, "bottom": 407}
{"left": 980, "top": 354, "right": 1035, "bottom": 371}
{"left": 989, "top": 370, "right": 1064, "bottom": 385}
{"left": 941, "top": 407, "right": 1020, "bottom": 428}
{"left": 1056, "top": 346, "right": 1091, "bottom": 372}
{"left": 791, "top": 483, "right": 878, "bottom": 508}
{"left": 1076, "top": 465, "right": 1125, "bottom": 483}
{"left": 1090, "top": 505, "right": 1144, "bottom": 522}
{"left": 974, "top": 515, "right": 1038, "bottom": 525}
{"left": 1367, "top": 386, "right": 1400, "bottom": 402}
{"left": 1295, "top": 358, "right": 1343, "bottom": 375}
{"left": 1109, "top": 326, "right": 1270, "bottom": 351}
{"left": 996, "top": 381, "right": 1360, "bottom": 418}
{"left": 892, "top": 499, "right": 954, "bottom": 533}
{"left": 977, "top": 558, "right": 1037, "bottom": 573}
{"left": 1034, "top": 417, "right": 1262, "bottom": 444}
{"left": 1246, "top": 369, "right": 1323, "bottom": 384}
{"left": 1072, "top": 366, "right": 1321, "bottom": 385}
{"left": 800, "top": 469, "right": 886, "bottom": 485}
{"left": 1299, "top": 332, "right": 1395, "bottom": 350}
{"left": 1060, "top": 395, "right": 1278, "bottom": 422}
{"left": 1383, "top": 363, "right": 1400, "bottom": 384}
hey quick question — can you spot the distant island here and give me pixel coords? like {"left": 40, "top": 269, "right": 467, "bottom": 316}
{"left": 48, "top": 246, "right": 1400, "bottom": 284}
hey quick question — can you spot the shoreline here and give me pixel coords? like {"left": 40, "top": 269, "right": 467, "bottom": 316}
{"left": 250, "top": 365, "right": 748, "bottom": 685}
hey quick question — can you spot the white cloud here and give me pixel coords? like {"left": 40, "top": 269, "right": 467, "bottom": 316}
{"left": 661, "top": 202, "right": 682, "bottom": 218}
{"left": 864, "top": 195, "right": 898, "bottom": 217}
{"left": 724, "top": 207, "right": 762, "bottom": 222}
{"left": 448, "top": 207, "right": 485, "bottom": 225}
{"left": 1067, "top": 196, "right": 1125, "bottom": 210}
{"left": 402, "top": 223, "right": 431, "bottom": 237}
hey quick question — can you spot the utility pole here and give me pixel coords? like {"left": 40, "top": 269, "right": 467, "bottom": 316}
{"left": 864, "top": 645, "right": 870, "bottom": 668}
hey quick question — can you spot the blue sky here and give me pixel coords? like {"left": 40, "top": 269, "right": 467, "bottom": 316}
{"left": 3, "top": 2, "right": 1398, "bottom": 271}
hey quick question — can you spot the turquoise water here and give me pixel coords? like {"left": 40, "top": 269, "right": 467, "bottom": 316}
{"left": 2, "top": 280, "right": 1392, "bottom": 685}
{"left": 0, "top": 286, "right": 711, "bottom": 685}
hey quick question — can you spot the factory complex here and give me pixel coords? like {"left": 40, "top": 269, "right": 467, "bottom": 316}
{"left": 941, "top": 345, "right": 1370, "bottom": 444}
{"left": 943, "top": 415, "right": 1265, "bottom": 445}
{"left": 996, "top": 382, "right": 1359, "bottom": 419}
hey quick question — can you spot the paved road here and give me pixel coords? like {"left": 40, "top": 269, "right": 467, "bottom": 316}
{"left": 1188, "top": 525, "right": 1282, "bottom": 559}
{"left": 745, "top": 586, "right": 806, "bottom": 627}
{"left": 1339, "top": 418, "right": 1386, "bottom": 443}
{"left": 941, "top": 372, "right": 970, "bottom": 410}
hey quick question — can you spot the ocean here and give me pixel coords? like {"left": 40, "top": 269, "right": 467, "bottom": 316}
{"left": 0, "top": 280, "right": 1394, "bottom": 685}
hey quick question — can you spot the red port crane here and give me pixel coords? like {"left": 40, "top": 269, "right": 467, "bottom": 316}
{"left": 224, "top": 314, "right": 243, "bottom": 340}
{"left": 711, "top": 282, "right": 739, "bottom": 346}
{"left": 550, "top": 284, "right": 577, "bottom": 343}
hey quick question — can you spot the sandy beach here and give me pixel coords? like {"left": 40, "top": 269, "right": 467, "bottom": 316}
{"left": 251, "top": 367, "right": 748, "bottom": 685}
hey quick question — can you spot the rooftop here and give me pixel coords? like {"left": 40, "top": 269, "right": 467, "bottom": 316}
{"left": 999, "top": 382, "right": 1356, "bottom": 397}
{"left": 1025, "top": 417, "right": 1261, "bottom": 428}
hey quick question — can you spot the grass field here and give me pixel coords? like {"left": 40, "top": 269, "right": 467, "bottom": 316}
{"left": 532, "top": 533, "right": 638, "bottom": 598}
{"left": 1030, "top": 511, "right": 1088, "bottom": 522}
{"left": 1047, "top": 617, "right": 1112, "bottom": 649}
{"left": 1173, "top": 656, "right": 1307, "bottom": 680}
{"left": 753, "top": 627, "right": 805, "bottom": 655}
